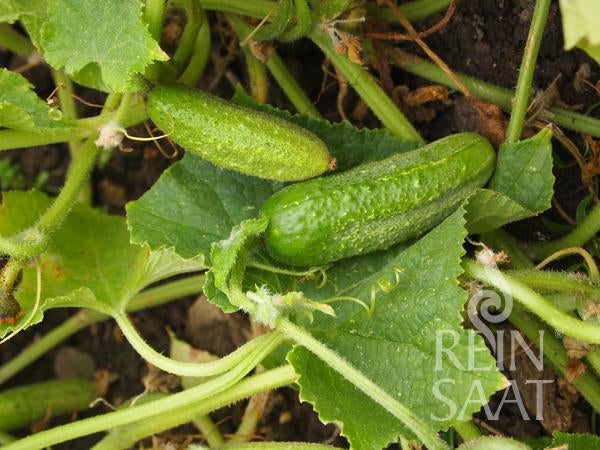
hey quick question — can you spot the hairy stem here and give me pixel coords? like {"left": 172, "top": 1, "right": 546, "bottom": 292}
{"left": 383, "top": 46, "right": 600, "bottom": 137}
{"left": 116, "top": 312, "right": 280, "bottom": 377}
{"left": 276, "top": 318, "right": 447, "bottom": 450}
{"left": 452, "top": 420, "right": 481, "bottom": 442}
{"left": 505, "top": 0, "right": 552, "bottom": 143}
{"left": 311, "top": 29, "right": 423, "bottom": 142}
{"left": 0, "top": 24, "right": 34, "bottom": 57}
{"left": 528, "top": 202, "right": 600, "bottom": 260}
{"left": 144, "top": 0, "right": 167, "bottom": 42}
{"left": 193, "top": 415, "right": 225, "bottom": 448}
{"left": 3, "top": 333, "right": 284, "bottom": 450}
{"left": 178, "top": 8, "right": 211, "bottom": 87}
{"left": 172, "top": 0, "right": 202, "bottom": 71}
{"left": 0, "top": 275, "right": 205, "bottom": 386}
{"left": 464, "top": 260, "right": 600, "bottom": 344}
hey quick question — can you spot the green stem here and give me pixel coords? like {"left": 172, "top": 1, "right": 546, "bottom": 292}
{"left": 172, "top": 0, "right": 202, "bottom": 71}
{"left": 3, "top": 333, "right": 284, "bottom": 450}
{"left": 506, "top": 269, "right": 600, "bottom": 297}
{"left": 0, "top": 24, "right": 35, "bottom": 57}
{"left": 266, "top": 53, "right": 322, "bottom": 119}
{"left": 464, "top": 259, "right": 600, "bottom": 344}
{"left": 0, "top": 275, "right": 205, "bottom": 386}
{"left": 310, "top": 29, "right": 423, "bottom": 143}
{"left": 508, "top": 306, "right": 600, "bottom": 414}
{"left": 198, "top": 0, "right": 272, "bottom": 18}
{"left": 586, "top": 349, "right": 600, "bottom": 378}
{"left": 453, "top": 420, "right": 481, "bottom": 442}
{"left": 144, "top": 0, "right": 167, "bottom": 42}
{"left": 0, "top": 102, "right": 147, "bottom": 152}
{"left": 505, "top": 0, "right": 552, "bottom": 143}
{"left": 384, "top": 46, "right": 600, "bottom": 138}
{"left": 115, "top": 312, "right": 281, "bottom": 377}
{"left": 178, "top": 8, "right": 211, "bottom": 87}
{"left": 368, "top": 0, "right": 452, "bottom": 23}
{"left": 528, "top": 202, "right": 600, "bottom": 260}
{"left": 276, "top": 318, "right": 447, "bottom": 450}
{"left": 194, "top": 415, "right": 225, "bottom": 448}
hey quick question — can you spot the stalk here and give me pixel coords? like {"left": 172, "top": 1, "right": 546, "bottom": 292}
{"left": 505, "top": 0, "right": 552, "bottom": 143}
{"left": 310, "top": 29, "right": 423, "bottom": 142}
{"left": 0, "top": 275, "right": 205, "bottom": 386}
{"left": 172, "top": 0, "right": 202, "bottom": 71}
{"left": 178, "top": 8, "right": 211, "bottom": 87}
{"left": 144, "top": 0, "right": 167, "bottom": 42}
{"left": 453, "top": 420, "right": 481, "bottom": 442}
{"left": 2, "top": 333, "right": 284, "bottom": 450}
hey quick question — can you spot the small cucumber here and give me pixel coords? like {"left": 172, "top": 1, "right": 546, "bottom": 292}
{"left": 261, "top": 132, "right": 495, "bottom": 266}
{"left": 147, "top": 85, "right": 332, "bottom": 181}
{"left": 0, "top": 378, "right": 99, "bottom": 431}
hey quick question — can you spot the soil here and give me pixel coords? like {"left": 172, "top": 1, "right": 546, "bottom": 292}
{"left": 1, "top": 0, "right": 599, "bottom": 448}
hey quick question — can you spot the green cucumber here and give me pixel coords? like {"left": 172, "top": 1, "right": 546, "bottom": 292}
{"left": 147, "top": 85, "right": 332, "bottom": 181}
{"left": 0, "top": 378, "right": 100, "bottom": 431}
{"left": 261, "top": 132, "right": 495, "bottom": 266}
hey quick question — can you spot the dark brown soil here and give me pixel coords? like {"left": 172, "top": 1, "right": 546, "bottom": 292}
{"left": 1, "top": 0, "right": 599, "bottom": 448}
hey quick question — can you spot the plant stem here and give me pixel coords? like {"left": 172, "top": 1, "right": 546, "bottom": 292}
{"left": 368, "top": 0, "right": 452, "bottom": 23}
{"left": 505, "top": 269, "right": 600, "bottom": 297}
{"left": 0, "top": 24, "right": 35, "bottom": 57}
{"left": 115, "top": 312, "right": 281, "bottom": 377}
{"left": 242, "top": 44, "right": 270, "bottom": 104}
{"left": 144, "top": 0, "right": 167, "bottom": 42}
{"left": 266, "top": 53, "right": 322, "bottom": 119}
{"left": 507, "top": 305, "right": 600, "bottom": 414}
{"left": 3, "top": 333, "right": 284, "bottom": 450}
{"left": 463, "top": 259, "right": 600, "bottom": 344}
{"left": 198, "top": 0, "right": 273, "bottom": 18}
{"left": 0, "top": 275, "right": 205, "bottom": 386}
{"left": 193, "top": 415, "right": 225, "bottom": 448}
{"left": 383, "top": 46, "right": 600, "bottom": 138}
{"left": 93, "top": 366, "right": 294, "bottom": 450}
{"left": 178, "top": 8, "right": 211, "bottom": 87}
{"left": 505, "top": 0, "right": 552, "bottom": 143}
{"left": 0, "top": 102, "right": 147, "bottom": 152}
{"left": 310, "top": 29, "right": 423, "bottom": 143}
{"left": 172, "top": 0, "right": 202, "bottom": 71}
{"left": 452, "top": 420, "right": 481, "bottom": 442}
{"left": 276, "top": 318, "right": 447, "bottom": 450}
{"left": 528, "top": 202, "right": 600, "bottom": 260}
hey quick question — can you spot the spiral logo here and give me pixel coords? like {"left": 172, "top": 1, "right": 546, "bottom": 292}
{"left": 467, "top": 263, "right": 513, "bottom": 354}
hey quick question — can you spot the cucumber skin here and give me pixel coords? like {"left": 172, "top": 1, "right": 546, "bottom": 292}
{"left": 0, "top": 378, "right": 99, "bottom": 431}
{"left": 147, "top": 85, "right": 331, "bottom": 182}
{"left": 261, "top": 133, "right": 495, "bottom": 266}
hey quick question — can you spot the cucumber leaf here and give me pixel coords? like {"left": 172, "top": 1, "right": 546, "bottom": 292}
{"left": 0, "top": 0, "right": 46, "bottom": 46}
{"left": 559, "top": 0, "right": 600, "bottom": 63}
{"left": 126, "top": 154, "right": 281, "bottom": 261}
{"left": 456, "top": 436, "right": 531, "bottom": 450}
{"left": 0, "top": 191, "right": 203, "bottom": 338}
{"left": 286, "top": 208, "right": 506, "bottom": 448}
{"left": 39, "top": 0, "right": 167, "bottom": 92}
{"left": 465, "top": 129, "right": 554, "bottom": 233}
{"left": 550, "top": 432, "right": 600, "bottom": 450}
{"left": 0, "top": 69, "right": 70, "bottom": 132}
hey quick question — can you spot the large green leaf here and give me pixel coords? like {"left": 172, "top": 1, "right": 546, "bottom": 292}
{"left": 127, "top": 154, "right": 281, "bottom": 261}
{"left": 550, "top": 432, "right": 600, "bottom": 450}
{"left": 0, "top": 69, "right": 69, "bottom": 132}
{"left": 465, "top": 129, "right": 554, "bottom": 233}
{"left": 559, "top": 0, "right": 600, "bottom": 63}
{"left": 0, "top": 191, "right": 203, "bottom": 338}
{"left": 287, "top": 209, "right": 506, "bottom": 449}
{"left": 0, "top": 0, "right": 46, "bottom": 47}
{"left": 39, "top": 0, "right": 167, "bottom": 92}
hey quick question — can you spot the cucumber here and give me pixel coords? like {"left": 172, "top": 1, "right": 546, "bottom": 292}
{"left": 261, "top": 132, "right": 495, "bottom": 266}
{"left": 147, "top": 85, "right": 332, "bottom": 181}
{"left": 0, "top": 378, "right": 99, "bottom": 431}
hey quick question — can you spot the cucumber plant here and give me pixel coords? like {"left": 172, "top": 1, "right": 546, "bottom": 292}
{"left": 0, "top": 0, "right": 600, "bottom": 449}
